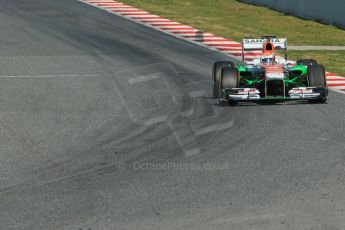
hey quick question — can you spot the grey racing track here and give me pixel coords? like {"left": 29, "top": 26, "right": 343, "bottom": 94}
{"left": 0, "top": 0, "right": 344, "bottom": 229}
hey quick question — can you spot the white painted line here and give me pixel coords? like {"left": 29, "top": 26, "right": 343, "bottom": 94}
{"left": 327, "top": 85, "right": 345, "bottom": 89}
{"left": 128, "top": 73, "right": 161, "bottom": 84}
{"left": 162, "top": 27, "right": 199, "bottom": 30}
{"left": 193, "top": 38, "right": 229, "bottom": 42}
{"left": 326, "top": 76, "right": 345, "bottom": 80}
{"left": 86, "top": 0, "right": 123, "bottom": 4}
{"left": 99, "top": 5, "right": 132, "bottom": 8}
{"left": 221, "top": 50, "right": 256, "bottom": 54}
{"left": 118, "top": 11, "right": 148, "bottom": 15}
{"left": 207, "top": 45, "right": 243, "bottom": 48}
{"left": 87, "top": 0, "right": 116, "bottom": 2}
{"left": 149, "top": 22, "right": 181, "bottom": 25}
{"left": 126, "top": 15, "right": 161, "bottom": 18}
{"left": 104, "top": 5, "right": 132, "bottom": 8}
{"left": 203, "top": 41, "right": 239, "bottom": 45}
{"left": 155, "top": 25, "right": 193, "bottom": 29}
{"left": 223, "top": 54, "right": 261, "bottom": 59}
{"left": 182, "top": 34, "right": 215, "bottom": 37}
{"left": 118, "top": 11, "right": 151, "bottom": 16}
{"left": 212, "top": 45, "right": 242, "bottom": 48}
{"left": 88, "top": 0, "right": 114, "bottom": 1}
{"left": 164, "top": 29, "right": 200, "bottom": 32}
{"left": 96, "top": 3, "right": 128, "bottom": 6}
{"left": 109, "top": 7, "right": 140, "bottom": 10}
{"left": 92, "top": 2, "right": 126, "bottom": 4}
{"left": 325, "top": 81, "right": 345, "bottom": 84}
{"left": 137, "top": 18, "right": 171, "bottom": 22}
{"left": 237, "top": 55, "right": 258, "bottom": 61}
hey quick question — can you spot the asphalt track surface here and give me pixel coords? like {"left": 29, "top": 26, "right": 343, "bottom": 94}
{"left": 0, "top": 1, "right": 345, "bottom": 230}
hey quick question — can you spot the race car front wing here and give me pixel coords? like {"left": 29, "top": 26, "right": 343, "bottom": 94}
{"left": 220, "top": 87, "right": 328, "bottom": 102}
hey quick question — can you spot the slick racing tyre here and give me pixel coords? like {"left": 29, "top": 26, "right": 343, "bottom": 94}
{"left": 296, "top": 59, "right": 317, "bottom": 67}
{"left": 219, "top": 67, "right": 239, "bottom": 105}
{"left": 213, "top": 61, "right": 234, "bottom": 98}
{"left": 307, "top": 64, "right": 327, "bottom": 103}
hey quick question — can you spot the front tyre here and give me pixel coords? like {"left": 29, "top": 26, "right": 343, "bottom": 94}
{"left": 212, "top": 61, "right": 234, "bottom": 98}
{"left": 219, "top": 67, "right": 239, "bottom": 105}
{"left": 307, "top": 64, "right": 328, "bottom": 103}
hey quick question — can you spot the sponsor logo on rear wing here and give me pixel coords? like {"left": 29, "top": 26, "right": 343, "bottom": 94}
{"left": 242, "top": 38, "right": 287, "bottom": 50}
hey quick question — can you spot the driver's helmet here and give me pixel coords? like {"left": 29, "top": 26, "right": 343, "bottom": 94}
{"left": 260, "top": 54, "right": 275, "bottom": 65}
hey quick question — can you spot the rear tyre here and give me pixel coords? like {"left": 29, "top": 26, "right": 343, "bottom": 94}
{"left": 219, "top": 67, "right": 239, "bottom": 105}
{"left": 212, "top": 61, "right": 234, "bottom": 98}
{"left": 296, "top": 59, "right": 317, "bottom": 67}
{"left": 307, "top": 64, "right": 327, "bottom": 103}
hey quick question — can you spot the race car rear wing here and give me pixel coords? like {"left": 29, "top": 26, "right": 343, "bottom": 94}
{"left": 242, "top": 37, "right": 288, "bottom": 62}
